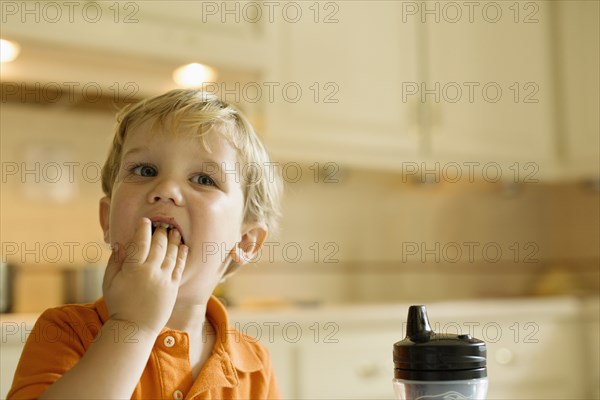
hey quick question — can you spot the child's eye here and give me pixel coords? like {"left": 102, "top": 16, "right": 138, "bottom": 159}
{"left": 130, "top": 164, "right": 157, "bottom": 177}
{"left": 191, "top": 174, "right": 216, "bottom": 186}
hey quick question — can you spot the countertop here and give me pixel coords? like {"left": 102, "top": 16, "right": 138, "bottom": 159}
{"left": 2, "top": 295, "right": 597, "bottom": 340}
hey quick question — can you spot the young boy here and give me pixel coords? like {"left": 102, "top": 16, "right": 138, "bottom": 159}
{"left": 7, "top": 89, "right": 283, "bottom": 399}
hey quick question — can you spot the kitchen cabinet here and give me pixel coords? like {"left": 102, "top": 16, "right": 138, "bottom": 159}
{"left": 0, "top": 1, "right": 270, "bottom": 71}
{"left": 582, "top": 296, "right": 600, "bottom": 400}
{"left": 430, "top": 300, "right": 587, "bottom": 399}
{"left": 247, "top": 296, "right": 593, "bottom": 399}
{"left": 264, "top": 1, "right": 421, "bottom": 169}
{"left": 297, "top": 330, "right": 398, "bottom": 399}
{"left": 555, "top": 0, "right": 600, "bottom": 180}
{"left": 424, "top": 0, "right": 599, "bottom": 181}
{"left": 265, "top": 1, "right": 599, "bottom": 181}
{"left": 4, "top": 1, "right": 596, "bottom": 180}
{"left": 228, "top": 296, "right": 593, "bottom": 399}
{"left": 423, "top": 2, "right": 556, "bottom": 167}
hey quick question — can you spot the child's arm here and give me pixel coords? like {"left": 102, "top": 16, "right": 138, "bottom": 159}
{"left": 37, "top": 318, "right": 158, "bottom": 399}
{"left": 38, "top": 218, "right": 187, "bottom": 399}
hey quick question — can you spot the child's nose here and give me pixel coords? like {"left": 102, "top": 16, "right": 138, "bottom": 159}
{"left": 148, "top": 179, "right": 184, "bottom": 206}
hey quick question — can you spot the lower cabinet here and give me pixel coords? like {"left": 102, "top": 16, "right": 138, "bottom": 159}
{"left": 432, "top": 305, "right": 587, "bottom": 399}
{"left": 583, "top": 297, "right": 600, "bottom": 400}
{"left": 296, "top": 331, "right": 398, "bottom": 399}
{"left": 231, "top": 296, "right": 595, "bottom": 400}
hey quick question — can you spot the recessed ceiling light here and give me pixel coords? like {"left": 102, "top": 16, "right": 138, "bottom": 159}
{"left": 173, "top": 63, "right": 217, "bottom": 87}
{"left": 0, "top": 39, "right": 21, "bottom": 63}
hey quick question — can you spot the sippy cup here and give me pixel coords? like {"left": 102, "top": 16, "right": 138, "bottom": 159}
{"left": 393, "top": 305, "right": 488, "bottom": 400}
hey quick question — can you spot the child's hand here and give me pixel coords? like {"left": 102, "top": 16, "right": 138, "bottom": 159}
{"left": 102, "top": 217, "right": 188, "bottom": 336}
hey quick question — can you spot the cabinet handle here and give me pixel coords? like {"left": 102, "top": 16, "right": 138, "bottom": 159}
{"left": 354, "top": 363, "right": 380, "bottom": 379}
{"left": 495, "top": 347, "right": 515, "bottom": 365}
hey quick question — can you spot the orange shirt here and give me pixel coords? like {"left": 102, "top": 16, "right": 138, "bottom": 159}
{"left": 7, "top": 296, "right": 280, "bottom": 399}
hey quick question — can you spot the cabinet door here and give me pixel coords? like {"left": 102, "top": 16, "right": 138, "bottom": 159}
{"left": 297, "top": 330, "right": 397, "bottom": 399}
{"left": 583, "top": 297, "right": 600, "bottom": 399}
{"left": 485, "top": 317, "right": 586, "bottom": 399}
{"left": 556, "top": 1, "right": 600, "bottom": 179}
{"left": 266, "top": 1, "right": 420, "bottom": 168}
{"left": 423, "top": 1, "right": 556, "bottom": 172}
{"left": 1, "top": 2, "right": 270, "bottom": 71}
{"left": 430, "top": 299, "right": 586, "bottom": 400}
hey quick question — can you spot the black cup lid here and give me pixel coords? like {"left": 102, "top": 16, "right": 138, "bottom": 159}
{"left": 393, "top": 305, "right": 487, "bottom": 381}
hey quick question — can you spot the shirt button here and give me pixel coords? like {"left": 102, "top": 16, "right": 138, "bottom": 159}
{"left": 173, "top": 389, "right": 183, "bottom": 399}
{"left": 164, "top": 335, "right": 175, "bottom": 348}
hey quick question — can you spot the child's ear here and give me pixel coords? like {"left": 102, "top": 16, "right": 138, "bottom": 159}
{"left": 231, "top": 223, "right": 268, "bottom": 267}
{"left": 99, "top": 197, "right": 111, "bottom": 244}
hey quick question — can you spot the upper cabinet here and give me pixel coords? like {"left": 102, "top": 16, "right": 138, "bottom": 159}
{"left": 264, "top": 2, "right": 421, "bottom": 169}
{"left": 265, "top": 1, "right": 599, "bottom": 181}
{"left": 3, "top": 1, "right": 597, "bottom": 181}
{"left": 422, "top": 2, "right": 556, "bottom": 163}
{"left": 554, "top": 0, "right": 600, "bottom": 180}
{"left": 0, "top": 1, "right": 269, "bottom": 70}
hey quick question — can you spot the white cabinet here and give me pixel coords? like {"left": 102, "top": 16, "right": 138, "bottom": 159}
{"left": 0, "top": 1, "right": 270, "bottom": 71}
{"left": 430, "top": 299, "right": 587, "bottom": 399}
{"left": 297, "top": 330, "right": 397, "bottom": 399}
{"left": 423, "top": 1, "right": 556, "bottom": 165}
{"left": 266, "top": 1, "right": 599, "bottom": 181}
{"left": 0, "top": 338, "right": 24, "bottom": 399}
{"left": 0, "top": 314, "right": 38, "bottom": 399}
{"left": 265, "top": 1, "right": 421, "bottom": 169}
{"left": 582, "top": 297, "right": 600, "bottom": 400}
{"left": 555, "top": 0, "right": 600, "bottom": 180}
{"left": 4, "top": 1, "right": 596, "bottom": 180}
{"left": 231, "top": 296, "right": 593, "bottom": 400}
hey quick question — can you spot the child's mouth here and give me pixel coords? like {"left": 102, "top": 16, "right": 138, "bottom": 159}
{"left": 151, "top": 221, "right": 185, "bottom": 245}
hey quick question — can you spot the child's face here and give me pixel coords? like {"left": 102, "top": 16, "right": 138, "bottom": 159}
{"left": 100, "top": 119, "right": 265, "bottom": 297}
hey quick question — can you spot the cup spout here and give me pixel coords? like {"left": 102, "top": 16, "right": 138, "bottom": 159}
{"left": 406, "top": 305, "right": 433, "bottom": 342}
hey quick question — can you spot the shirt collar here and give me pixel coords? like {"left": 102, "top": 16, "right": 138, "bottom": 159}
{"left": 206, "top": 295, "right": 263, "bottom": 373}
{"left": 94, "top": 295, "right": 263, "bottom": 373}
{"left": 95, "top": 296, "right": 110, "bottom": 325}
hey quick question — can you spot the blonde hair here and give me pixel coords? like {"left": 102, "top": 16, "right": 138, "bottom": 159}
{"left": 101, "top": 90, "right": 283, "bottom": 274}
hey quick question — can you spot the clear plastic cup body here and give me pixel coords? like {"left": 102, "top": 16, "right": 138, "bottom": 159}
{"left": 393, "top": 377, "right": 488, "bottom": 400}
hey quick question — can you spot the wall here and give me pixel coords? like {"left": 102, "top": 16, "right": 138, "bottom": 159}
{"left": 1, "top": 101, "right": 598, "bottom": 311}
{"left": 223, "top": 167, "right": 600, "bottom": 305}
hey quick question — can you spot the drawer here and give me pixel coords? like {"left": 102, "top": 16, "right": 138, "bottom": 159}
{"left": 297, "top": 330, "right": 397, "bottom": 399}
{"left": 432, "top": 314, "right": 587, "bottom": 399}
